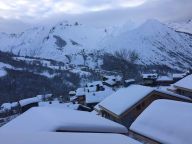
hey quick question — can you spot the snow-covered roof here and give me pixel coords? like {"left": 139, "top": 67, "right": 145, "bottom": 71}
{"left": 87, "top": 81, "right": 103, "bottom": 87}
{"left": 0, "top": 107, "right": 128, "bottom": 134}
{"left": 19, "top": 94, "right": 52, "bottom": 107}
{"left": 104, "top": 79, "right": 116, "bottom": 86}
{"left": 19, "top": 97, "right": 40, "bottom": 107}
{"left": 125, "top": 79, "right": 135, "bottom": 83}
{"left": 1, "top": 102, "right": 19, "bottom": 110}
{"left": 86, "top": 87, "right": 114, "bottom": 104}
{"left": 38, "top": 101, "right": 79, "bottom": 110}
{"left": 142, "top": 73, "right": 158, "bottom": 79}
{"left": 172, "top": 73, "right": 186, "bottom": 79}
{"left": 174, "top": 74, "right": 192, "bottom": 91}
{"left": 156, "top": 76, "right": 173, "bottom": 82}
{"left": 69, "top": 91, "right": 76, "bottom": 95}
{"left": 70, "top": 96, "right": 78, "bottom": 101}
{"left": 86, "top": 86, "right": 97, "bottom": 92}
{"left": 0, "top": 132, "right": 141, "bottom": 144}
{"left": 76, "top": 88, "right": 86, "bottom": 96}
{"left": 130, "top": 100, "right": 192, "bottom": 144}
{"left": 99, "top": 85, "right": 154, "bottom": 116}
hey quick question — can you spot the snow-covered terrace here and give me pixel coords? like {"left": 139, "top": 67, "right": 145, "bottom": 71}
{"left": 130, "top": 100, "right": 192, "bottom": 144}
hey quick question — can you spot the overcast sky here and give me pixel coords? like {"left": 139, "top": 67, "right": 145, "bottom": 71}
{"left": 0, "top": 0, "right": 192, "bottom": 33}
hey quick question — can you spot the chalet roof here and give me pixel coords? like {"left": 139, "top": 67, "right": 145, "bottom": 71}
{"left": 156, "top": 76, "right": 173, "bottom": 82}
{"left": 1, "top": 102, "right": 19, "bottom": 110}
{"left": 142, "top": 73, "right": 158, "bottom": 79}
{"left": 0, "top": 107, "right": 128, "bottom": 134}
{"left": 85, "top": 87, "right": 114, "bottom": 104}
{"left": 19, "top": 97, "right": 40, "bottom": 107}
{"left": 99, "top": 85, "right": 154, "bottom": 116}
{"left": 125, "top": 79, "right": 135, "bottom": 83}
{"left": 172, "top": 73, "right": 186, "bottom": 79}
{"left": 87, "top": 81, "right": 103, "bottom": 87}
{"left": 76, "top": 88, "right": 86, "bottom": 96}
{"left": 38, "top": 101, "right": 79, "bottom": 110}
{"left": 69, "top": 91, "right": 76, "bottom": 95}
{"left": 19, "top": 94, "right": 52, "bottom": 107}
{"left": 0, "top": 132, "right": 141, "bottom": 144}
{"left": 130, "top": 100, "right": 192, "bottom": 144}
{"left": 174, "top": 74, "right": 192, "bottom": 91}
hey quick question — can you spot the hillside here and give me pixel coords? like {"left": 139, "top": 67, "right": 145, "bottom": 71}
{"left": 0, "top": 19, "right": 192, "bottom": 70}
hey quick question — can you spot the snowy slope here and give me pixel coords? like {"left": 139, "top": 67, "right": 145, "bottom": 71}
{"left": 102, "top": 19, "right": 192, "bottom": 69}
{"left": 0, "top": 19, "right": 192, "bottom": 69}
{"left": 168, "top": 19, "right": 192, "bottom": 34}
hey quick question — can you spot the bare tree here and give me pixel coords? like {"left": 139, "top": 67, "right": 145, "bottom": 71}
{"left": 113, "top": 49, "right": 139, "bottom": 80}
{"left": 79, "top": 49, "right": 88, "bottom": 66}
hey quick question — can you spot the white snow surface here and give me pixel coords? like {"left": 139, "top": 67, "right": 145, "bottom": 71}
{"left": 130, "top": 100, "right": 192, "bottom": 144}
{"left": 99, "top": 85, "right": 154, "bottom": 116}
{"left": 0, "top": 107, "right": 128, "bottom": 133}
{"left": 0, "top": 132, "right": 141, "bottom": 144}
{"left": 174, "top": 74, "right": 192, "bottom": 90}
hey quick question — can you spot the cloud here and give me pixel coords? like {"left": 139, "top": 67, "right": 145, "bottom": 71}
{"left": 0, "top": 0, "right": 149, "bottom": 20}
{"left": 0, "top": 0, "right": 191, "bottom": 33}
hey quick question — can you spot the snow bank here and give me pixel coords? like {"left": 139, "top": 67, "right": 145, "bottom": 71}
{"left": 130, "top": 100, "right": 192, "bottom": 144}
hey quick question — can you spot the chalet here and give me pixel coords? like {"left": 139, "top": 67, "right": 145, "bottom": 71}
{"left": 98, "top": 85, "right": 191, "bottom": 128}
{"left": 172, "top": 73, "right": 186, "bottom": 82}
{"left": 129, "top": 100, "right": 192, "bottom": 144}
{"left": 102, "top": 75, "right": 122, "bottom": 88}
{"left": 168, "top": 74, "right": 192, "bottom": 99}
{"left": 19, "top": 94, "right": 53, "bottom": 113}
{"left": 74, "top": 88, "right": 86, "bottom": 104}
{"left": 69, "top": 91, "right": 76, "bottom": 97}
{"left": 85, "top": 87, "right": 114, "bottom": 109}
{"left": 19, "top": 97, "right": 39, "bottom": 113}
{"left": 155, "top": 76, "right": 174, "bottom": 86}
{"left": 142, "top": 73, "right": 158, "bottom": 86}
{"left": 86, "top": 81, "right": 105, "bottom": 92}
{"left": 124, "top": 79, "right": 135, "bottom": 87}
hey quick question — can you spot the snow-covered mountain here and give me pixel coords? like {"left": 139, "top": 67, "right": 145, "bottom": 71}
{"left": 0, "top": 19, "right": 192, "bottom": 69}
{"left": 103, "top": 19, "right": 192, "bottom": 69}
{"left": 168, "top": 19, "right": 192, "bottom": 34}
